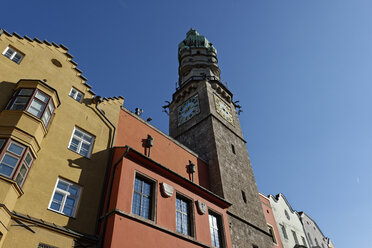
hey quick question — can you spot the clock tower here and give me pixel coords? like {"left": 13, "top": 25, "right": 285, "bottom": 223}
{"left": 169, "top": 29, "right": 273, "bottom": 248}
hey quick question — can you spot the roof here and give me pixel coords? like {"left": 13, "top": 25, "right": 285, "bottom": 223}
{"left": 298, "top": 211, "right": 327, "bottom": 238}
{"left": 268, "top": 193, "right": 301, "bottom": 218}
{"left": 178, "top": 28, "right": 217, "bottom": 55}
{"left": 0, "top": 28, "right": 124, "bottom": 101}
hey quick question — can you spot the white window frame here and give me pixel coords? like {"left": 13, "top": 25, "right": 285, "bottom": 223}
{"left": 267, "top": 224, "right": 278, "bottom": 245}
{"left": 69, "top": 88, "right": 84, "bottom": 103}
{"left": 48, "top": 178, "right": 81, "bottom": 217}
{"left": 176, "top": 194, "right": 193, "bottom": 236}
{"left": 2, "top": 46, "right": 24, "bottom": 64}
{"left": 208, "top": 211, "right": 223, "bottom": 248}
{"left": 68, "top": 127, "right": 95, "bottom": 158}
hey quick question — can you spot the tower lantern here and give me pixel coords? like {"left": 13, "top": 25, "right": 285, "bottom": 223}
{"left": 178, "top": 28, "right": 221, "bottom": 86}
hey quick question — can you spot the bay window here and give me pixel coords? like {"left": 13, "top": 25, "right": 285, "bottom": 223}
{"left": 0, "top": 139, "right": 34, "bottom": 187}
{"left": 7, "top": 88, "right": 55, "bottom": 128}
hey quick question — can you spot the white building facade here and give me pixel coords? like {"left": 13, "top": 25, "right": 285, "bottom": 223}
{"left": 300, "top": 212, "right": 328, "bottom": 248}
{"left": 269, "top": 194, "right": 309, "bottom": 248}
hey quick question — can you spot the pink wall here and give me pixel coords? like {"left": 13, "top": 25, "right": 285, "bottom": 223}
{"left": 115, "top": 109, "right": 210, "bottom": 189}
{"left": 104, "top": 148, "right": 232, "bottom": 247}
{"left": 259, "top": 194, "right": 283, "bottom": 248}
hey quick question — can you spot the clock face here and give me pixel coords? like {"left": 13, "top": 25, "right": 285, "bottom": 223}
{"left": 177, "top": 94, "right": 200, "bottom": 125}
{"left": 214, "top": 94, "right": 233, "bottom": 124}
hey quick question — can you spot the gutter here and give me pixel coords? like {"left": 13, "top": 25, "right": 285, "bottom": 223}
{"left": 93, "top": 96, "right": 117, "bottom": 239}
{"left": 98, "top": 145, "right": 231, "bottom": 247}
{"left": 98, "top": 147, "right": 131, "bottom": 248}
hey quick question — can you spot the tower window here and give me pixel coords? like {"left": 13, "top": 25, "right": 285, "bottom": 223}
{"left": 241, "top": 190, "right": 247, "bottom": 203}
{"left": 2, "top": 46, "right": 24, "bottom": 64}
{"left": 231, "top": 144, "right": 235, "bottom": 154}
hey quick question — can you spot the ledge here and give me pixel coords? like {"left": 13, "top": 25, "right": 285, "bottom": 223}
{"left": 115, "top": 146, "right": 231, "bottom": 209}
{"left": 106, "top": 209, "right": 212, "bottom": 248}
{"left": 0, "top": 175, "right": 23, "bottom": 196}
{"left": 0, "top": 110, "right": 48, "bottom": 155}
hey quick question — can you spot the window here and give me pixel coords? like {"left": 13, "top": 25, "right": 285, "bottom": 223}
{"left": 2, "top": 46, "right": 24, "bottom": 63}
{"left": 0, "top": 139, "right": 34, "bottom": 187}
{"left": 280, "top": 224, "right": 288, "bottom": 239}
{"left": 132, "top": 175, "right": 154, "bottom": 220}
{"left": 267, "top": 225, "right": 277, "bottom": 244}
{"left": 0, "top": 139, "right": 5, "bottom": 150}
{"left": 209, "top": 211, "right": 223, "bottom": 247}
{"left": 49, "top": 178, "right": 81, "bottom": 217}
{"left": 315, "top": 238, "right": 319, "bottom": 246}
{"left": 231, "top": 144, "right": 235, "bottom": 154}
{"left": 307, "top": 232, "right": 313, "bottom": 246}
{"left": 69, "top": 88, "right": 83, "bottom": 103}
{"left": 176, "top": 195, "right": 193, "bottom": 236}
{"left": 241, "top": 190, "right": 247, "bottom": 203}
{"left": 38, "top": 243, "right": 57, "bottom": 248}
{"left": 68, "top": 127, "right": 94, "bottom": 158}
{"left": 292, "top": 230, "right": 299, "bottom": 244}
{"left": 284, "top": 209, "right": 290, "bottom": 220}
{"left": 7, "top": 88, "right": 55, "bottom": 127}
{"left": 301, "top": 236, "right": 307, "bottom": 247}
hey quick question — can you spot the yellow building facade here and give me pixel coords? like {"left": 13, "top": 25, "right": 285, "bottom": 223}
{"left": 0, "top": 30, "right": 123, "bottom": 247}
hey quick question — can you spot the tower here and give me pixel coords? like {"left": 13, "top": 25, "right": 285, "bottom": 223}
{"left": 169, "top": 29, "right": 273, "bottom": 247}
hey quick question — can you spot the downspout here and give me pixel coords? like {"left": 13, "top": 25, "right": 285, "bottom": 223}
{"left": 98, "top": 146, "right": 131, "bottom": 248}
{"left": 94, "top": 96, "right": 116, "bottom": 148}
{"left": 93, "top": 96, "right": 117, "bottom": 237}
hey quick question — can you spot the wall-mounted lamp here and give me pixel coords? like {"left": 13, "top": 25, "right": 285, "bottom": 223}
{"left": 146, "top": 135, "right": 154, "bottom": 157}
{"left": 188, "top": 160, "right": 196, "bottom": 182}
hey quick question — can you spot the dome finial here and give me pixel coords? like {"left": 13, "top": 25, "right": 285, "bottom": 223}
{"left": 186, "top": 28, "right": 199, "bottom": 37}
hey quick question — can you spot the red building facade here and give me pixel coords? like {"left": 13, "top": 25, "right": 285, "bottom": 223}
{"left": 100, "top": 108, "right": 232, "bottom": 247}
{"left": 259, "top": 193, "right": 283, "bottom": 248}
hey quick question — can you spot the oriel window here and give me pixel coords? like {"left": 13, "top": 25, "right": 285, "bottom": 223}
{"left": 7, "top": 88, "right": 55, "bottom": 128}
{"left": 0, "top": 139, "right": 34, "bottom": 187}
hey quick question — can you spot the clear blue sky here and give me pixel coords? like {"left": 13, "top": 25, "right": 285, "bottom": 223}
{"left": 3, "top": 0, "right": 371, "bottom": 246}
